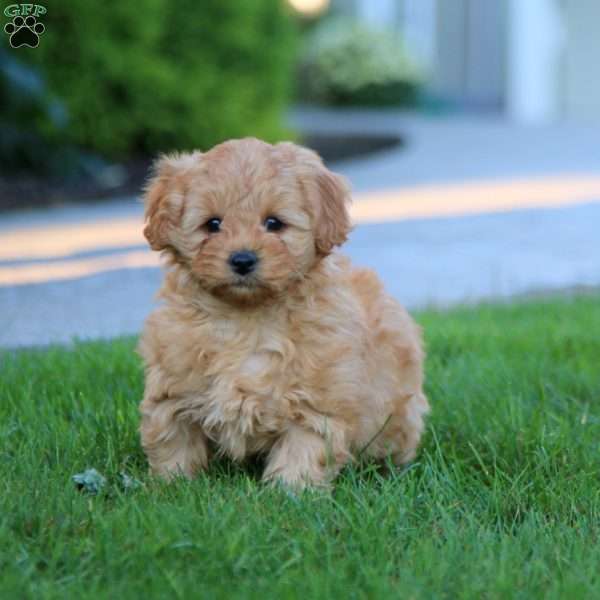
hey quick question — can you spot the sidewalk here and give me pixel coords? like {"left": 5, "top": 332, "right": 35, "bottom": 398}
{"left": 2, "top": 110, "right": 600, "bottom": 348}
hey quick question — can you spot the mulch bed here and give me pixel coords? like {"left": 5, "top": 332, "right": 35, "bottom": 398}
{"left": 0, "top": 158, "right": 151, "bottom": 213}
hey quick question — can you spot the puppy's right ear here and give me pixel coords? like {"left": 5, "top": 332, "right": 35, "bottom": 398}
{"left": 143, "top": 152, "right": 201, "bottom": 251}
{"left": 143, "top": 157, "right": 172, "bottom": 251}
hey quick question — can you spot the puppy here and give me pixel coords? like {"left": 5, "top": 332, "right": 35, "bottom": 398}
{"left": 138, "top": 138, "right": 429, "bottom": 488}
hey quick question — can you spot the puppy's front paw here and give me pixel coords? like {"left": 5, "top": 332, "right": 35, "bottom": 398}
{"left": 263, "top": 467, "right": 331, "bottom": 492}
{"left": 140, "top": 404, "right": 210, "bottom": 482}
{"left": 149, "top": 461, "right": 197, "bottom": 482}
{"left": 262, "top": 426, "right": 345, "bottom": 491}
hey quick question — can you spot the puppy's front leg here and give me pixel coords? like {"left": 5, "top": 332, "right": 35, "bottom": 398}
{"left": 140, "top": 401, "right": 209, "bottom": 480}
{"left": 263, "top": 425, "right": 348, "bottom": 489}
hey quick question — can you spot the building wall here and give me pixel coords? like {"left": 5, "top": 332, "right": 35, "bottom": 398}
{"left": 506, "top": 0, "right": 564, "bottom": 122}
{"left": 343, "top": 0, "right": 600, "bottom": 120}
{"left": 432, "top": 0, "right": 506, "bottom": 109}
{"left": 562, "top": 0, "right": 600, "bottom": 120}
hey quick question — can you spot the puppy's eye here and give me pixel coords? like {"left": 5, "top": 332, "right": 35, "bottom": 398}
{"left": 264, "top": 216, "right": 285, "bottom": 232}
{"left": 205, "top": 217, "right": 222, "bottom": 233}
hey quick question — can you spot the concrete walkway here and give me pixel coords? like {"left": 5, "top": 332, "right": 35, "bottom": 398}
{"left": 2, "top": 110, "right": 600, "bottom": 348}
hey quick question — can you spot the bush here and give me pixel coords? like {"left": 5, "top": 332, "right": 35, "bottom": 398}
{"left": 5, "top": 1, "right": 297, "bottom": 164}
{"left": 299, "top": 18, "right": 422, "bottom": 107}
{"left": 0, "top": 49, "right": 73, "bottom": 174}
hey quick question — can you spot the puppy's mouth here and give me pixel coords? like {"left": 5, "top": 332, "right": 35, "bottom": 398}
{"left": 210, "top": 274, "right": 276, "bottom": 305}
{"left": 231, "top": 275, "right": 261, "bottom": 289}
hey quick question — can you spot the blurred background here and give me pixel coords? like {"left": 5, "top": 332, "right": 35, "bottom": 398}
{"left": 1, "top": 0, "right": 599, "bottom": 347}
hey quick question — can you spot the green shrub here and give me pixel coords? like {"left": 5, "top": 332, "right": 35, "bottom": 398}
{"left": 299, "top": 17, "right": 422, "bottom": 107}
{"left": 9, "top": 1, "right": 297, "bottom": 161}
{"left": 0, "top": 49, "right": 72, "bottom": 173}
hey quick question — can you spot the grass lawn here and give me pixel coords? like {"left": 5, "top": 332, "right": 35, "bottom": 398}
{"left": 1, "top": 295, "right": 599, "bottom": 599}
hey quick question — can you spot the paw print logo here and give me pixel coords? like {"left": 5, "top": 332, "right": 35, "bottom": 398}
{"left": 4, "top": 15, "right": 45, "bottom": 48}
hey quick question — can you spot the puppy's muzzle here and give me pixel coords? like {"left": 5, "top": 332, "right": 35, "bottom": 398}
{"left": 229, "top": 250, "right": 258, "bottom": 276}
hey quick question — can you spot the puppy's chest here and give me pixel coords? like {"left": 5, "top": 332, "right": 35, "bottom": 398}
{"left": 191, "top": 329, "right": 303, "bottom": 456}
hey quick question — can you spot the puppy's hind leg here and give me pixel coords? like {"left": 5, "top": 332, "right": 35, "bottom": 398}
{"left": 140, "top": 401, "right": 209, "bottom": 481}
{"left": 262, "top": 424, "right": 349, "bottom": 490}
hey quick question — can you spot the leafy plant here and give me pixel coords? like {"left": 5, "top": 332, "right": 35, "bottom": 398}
{"left": 0, "top": 50, "right": 73, "bottom": 174}
{"left": 2, "top": 1, "right": 298, "bottom": 166}
{"left": 299, "top": 17, "right": 423, "bottom": 106}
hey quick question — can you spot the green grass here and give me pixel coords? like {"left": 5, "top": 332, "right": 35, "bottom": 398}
{"left": 1, "top": 295, "right": 599, "bottom": 599}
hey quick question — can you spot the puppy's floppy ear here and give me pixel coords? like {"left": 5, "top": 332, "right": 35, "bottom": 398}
{"left": 313, "top": 168, "right": 352, "bottom": 255}
{"left": 143, "top": 158, "right": 172, "bottom": 251}
{"left": 143, "top": 152, "right": 201, "bottom": 251}
{"left": 277, "top": 142, "right": 352, "bottom": 255}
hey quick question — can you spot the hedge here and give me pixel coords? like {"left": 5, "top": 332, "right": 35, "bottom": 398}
{"left": 4, "top": 1, "right": 297, "bottom": 164}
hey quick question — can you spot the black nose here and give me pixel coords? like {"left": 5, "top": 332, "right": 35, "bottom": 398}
{"left": 229, "top": 250, "right": 258, "bottom": 275}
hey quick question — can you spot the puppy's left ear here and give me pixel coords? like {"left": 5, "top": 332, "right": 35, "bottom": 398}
{"left": 275, "top": 142, "right": 352, "bottom": 255}
{"left": 313, "top": 168, "right": 352, "bottom": 255}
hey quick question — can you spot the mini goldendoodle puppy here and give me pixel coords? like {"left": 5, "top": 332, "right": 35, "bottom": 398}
{"left": 138, "top": 138, "right": 429, "bottom": 488}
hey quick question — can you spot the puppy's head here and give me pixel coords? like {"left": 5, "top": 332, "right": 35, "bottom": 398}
{"left": 143, "top": 138, "right": 351, "bottom": 304}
